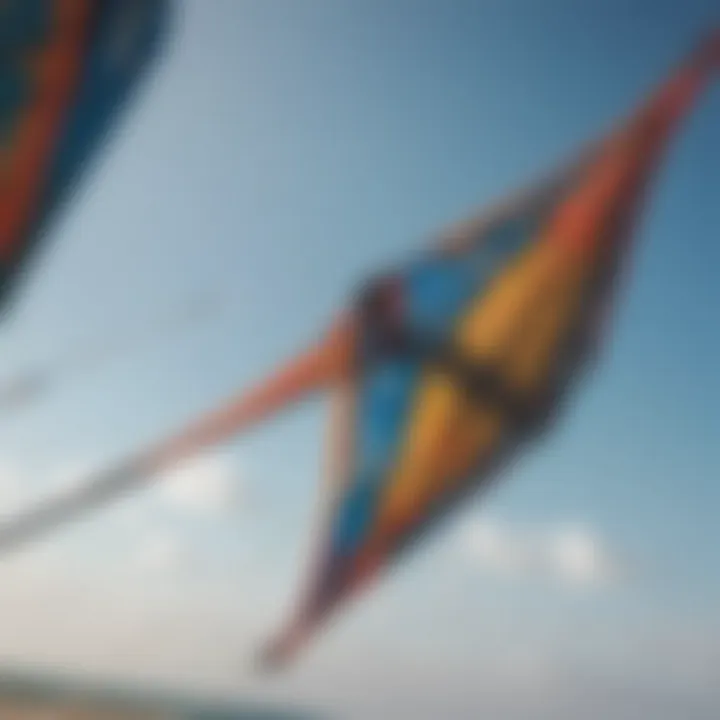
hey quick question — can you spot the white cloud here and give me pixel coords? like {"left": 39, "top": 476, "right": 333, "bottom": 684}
{"left": 134, "top": 530, "right": 193, "bottom": 577}
{"left": 155, "top": 452, "right": 241, "bottom": 517}
{"left": 549, "top": 524, "right": 617, "bottom": 585}
{"left": 460, "top": 517, "right": 620, "bottom": 587}
{"left": 0, "top": 499, "right": 715, "bottom": 720}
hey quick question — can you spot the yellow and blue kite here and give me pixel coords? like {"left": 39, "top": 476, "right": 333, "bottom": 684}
{"left": 0, "top": 28, "right": 716, "bottom": 670}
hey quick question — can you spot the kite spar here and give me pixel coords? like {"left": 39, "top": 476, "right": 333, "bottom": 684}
{"left": 0, "top": 30, "right": 717, "bottom": 670}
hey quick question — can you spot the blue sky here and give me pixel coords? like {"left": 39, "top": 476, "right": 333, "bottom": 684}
{"left": 0, "top": 1, "right": 718, "bottom": 718}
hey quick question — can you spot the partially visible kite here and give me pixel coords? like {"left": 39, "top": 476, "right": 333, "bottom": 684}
{"left": 1, "top": 0, "right": 170, "bottom": 318}
{"left": 0, "top": 30, "right": 716, "bottom": 670}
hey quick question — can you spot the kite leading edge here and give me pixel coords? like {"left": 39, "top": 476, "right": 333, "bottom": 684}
{"left": 0, "top": 29, "right": 716, "bottom": 671}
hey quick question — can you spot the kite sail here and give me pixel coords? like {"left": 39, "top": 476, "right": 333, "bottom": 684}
{"left": 0, "top": 30, "right": 716, "bottom": 670}
{"left": 1, "top": 0, "right": 170, "bottom": 318}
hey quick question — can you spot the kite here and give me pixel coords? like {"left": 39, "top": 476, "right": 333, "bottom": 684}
{"left": 0, "top": 29, "right": 717, "bottom": 670}
{"left": 1, "top": 0, "right": 170, "bottom": 318}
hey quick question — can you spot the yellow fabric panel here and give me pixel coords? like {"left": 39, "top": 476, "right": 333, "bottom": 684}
{"left": 453, "top": 209, "right": 597, "bottom": 394}
{"left": 455, "top": 238, "right": 567, "bottom": 362}
{"left": 375, "top": 371, "right": 462, "bottom": 528}
{"left": 370, "top": 371, "right": 504, "bottom": 545}
{"left": 365, "top": 233, "right": 569, "bottom": 545}
{"left": 438, "top": 406, "right": 503, "bottom": 485}
{"left": 360, "top": 193, "right": 602, "bottom": 558}
{"left": 505, "top": 262, "right": 588, "bottom": 389}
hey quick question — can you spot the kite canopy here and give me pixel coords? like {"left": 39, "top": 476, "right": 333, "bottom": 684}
{"left": 1, "top": 0, "right": 170, "bottom": 317}
{"left": 254, "top": 29, "right": 720, "bottom": 668}
{"left": 0, "top": 27, "right": 716, "bottom": 672}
